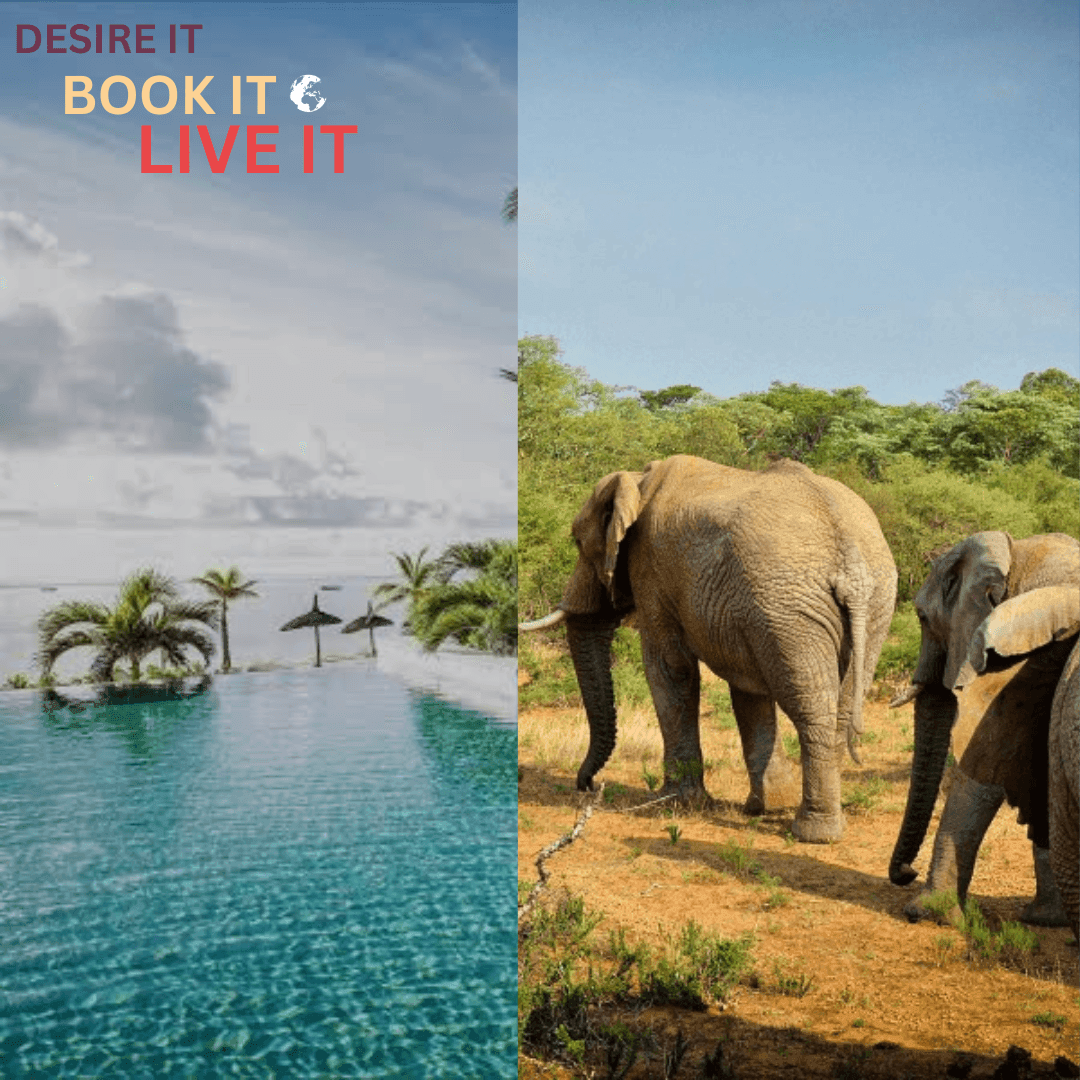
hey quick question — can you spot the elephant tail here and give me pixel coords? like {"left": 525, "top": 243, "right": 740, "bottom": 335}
{"left": 834, "top": 545, "right": 874, "bottom": 766}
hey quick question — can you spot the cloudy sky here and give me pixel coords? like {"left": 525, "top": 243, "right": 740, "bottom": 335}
{"left": 0, "top": 1, "right": 516, "bottom": 583}
{"left": 519, "top": 1, "right": 1078, "bottom": 406}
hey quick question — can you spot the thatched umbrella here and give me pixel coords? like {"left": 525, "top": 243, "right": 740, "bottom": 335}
{"left": 280, "top": 594, "right": 342, "bottom": 667}
{"left": 342, "top": 601, "right": 393, "bottom": 657}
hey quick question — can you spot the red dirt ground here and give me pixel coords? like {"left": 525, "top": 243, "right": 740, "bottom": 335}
{"left": 518, "top": 673, "right": 1080, "bottom": 1080}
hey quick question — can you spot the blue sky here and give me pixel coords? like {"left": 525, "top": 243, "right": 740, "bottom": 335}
{"left": 0, "top": 1, "right": 516, "bottom": 582}
{"left": 519, "top": 0, "right": 1078, "bottom": 406}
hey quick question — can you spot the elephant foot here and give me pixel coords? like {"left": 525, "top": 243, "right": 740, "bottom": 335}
{"left": 1020, "top": 896, "right": 1069, "bottom": 928}
{"left": 790, "top": 809, "right": 844, "bottom": 844}
{"left": 744, "top": 780, "right": 801, "bottom": 816}
{"left": 659, "top": 780, "right": 713, "bottom": 811}
{"left": 903, "top": 891, "right": 963, "bottom": 926}
{"left": 1025, "top": 846, "right": 1069, "bottom": 927}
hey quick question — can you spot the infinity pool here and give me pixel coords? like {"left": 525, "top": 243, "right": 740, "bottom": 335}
{"left": 0, "top": 667, "right": 516, "bottom": 1077}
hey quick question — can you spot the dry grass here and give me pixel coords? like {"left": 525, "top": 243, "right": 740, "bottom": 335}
{"left": 519, "top": 662, "right": 1080, "bottom": 1079}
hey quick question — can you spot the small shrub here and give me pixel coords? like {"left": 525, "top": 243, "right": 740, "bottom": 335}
{"left": 520, "top": 894, "right": 754, "bottom": 1067}
{"left": 782, "top": 733, "right": 801, "bottom": 760}
{"left": 642, "top": 764, "right": 660, "bottom": 792}
{"left": 701, "top": 1040, "right": 736, "bottom": 1080}
{"left": 604, "top": 783, "right": 628, "bottom": 806}
{"left": 662, "top": 1028, "right": 690, "bottom": 1079}
{"left": 4, "top": 673, "right": 31, "bottom": 689}
{"left": 640, "top": 923, "right": 754, "bottom": 1009}
{"left": 599, "top": 1021, "right": 642, "bottom": 1080}
{"left": 717, "top": 839, "right": 759, "bottom": 876}
{"left": 763, "top": 887, "right": 790, "bottom": 910}
{"left": 754, "top": 871, "right": 789, "bottom": 909}
{"left": 932, "top": 934, "right": 956, "bottom": 967}
{"left": 666, "top": 824, "right": 682, "bottom": 845}
{"left": 919, "top": 888, "right": 960, "bottom": 923}
{"left": 554, "top": 1024, "right": 585, "bottom": 1067}
{"left": 1031, "top": 1011, "right": 1067, "bottom": 1031}
{"left": 992, "top": 919, "right": 1039, "bottom": 969}
{"left": 928, "top": 899, "right": 1043, "bottom": 970}
{"left": 842, "top": 776, "right": 887, "bottom": 814}
{"left": 774, "top": 961, "right": 814, "bottom": 998}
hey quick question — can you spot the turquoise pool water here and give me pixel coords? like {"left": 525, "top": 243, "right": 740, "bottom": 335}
{"left": 0, "top": 668, "right": 516, "bottom": 1077}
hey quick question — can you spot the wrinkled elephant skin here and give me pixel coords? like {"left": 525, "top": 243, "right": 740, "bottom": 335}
{"left": 891, "top": 546, "right": 1080, "bottom": 925}
{"left": 1048, "top": 639, "right": 1079, "bottom": 939}
{"left": 523, "top": 455, "right": 898, "bottom": 844}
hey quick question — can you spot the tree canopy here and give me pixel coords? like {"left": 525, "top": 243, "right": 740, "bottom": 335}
{"left": 38, "top": 568, "right": 218, "bottom": 682}
{"left": 518, "top": 336, "right": 1079, "bottom": 612}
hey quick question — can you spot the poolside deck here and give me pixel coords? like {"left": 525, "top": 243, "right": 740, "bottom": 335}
{"left": 376, "top": 638, "right": 517, "bottom": 723}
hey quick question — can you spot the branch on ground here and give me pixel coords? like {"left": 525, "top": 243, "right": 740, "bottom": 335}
{"left": 519, "top": 783, "right": 604, "bottom": 923}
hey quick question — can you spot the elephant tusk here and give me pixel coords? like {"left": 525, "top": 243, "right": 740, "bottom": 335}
{"left": 889, "top": 682, "right": 923, "bottom": 708}
{"left": 519, "top": 608, "right": 568, "bottom": 632}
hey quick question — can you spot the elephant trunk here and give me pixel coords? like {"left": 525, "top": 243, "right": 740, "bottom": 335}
{"left": 566, "top": 617, "right": 619, "bottom": 791}
{"left": 889, "top": 683, "right": 957, "bottom": 886}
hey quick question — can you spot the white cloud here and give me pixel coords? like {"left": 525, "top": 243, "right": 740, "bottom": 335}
{"left": 0, "top": 205, "right": 515, "bottom": 574}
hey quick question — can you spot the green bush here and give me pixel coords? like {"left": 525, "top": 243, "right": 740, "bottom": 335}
{"left": 517, "top": 636, "right": 581, "bottom": 709}
{"left": 518, "top": 340, "right": 1079, "bottom": 691}
{"left": 611, "top": 628, "right": 651, "bottom": 707}
{"left": 519, "top": 893, "right": 753, "bottom": 1066}
{"left": 639, "top": 922, "right": 754, "bottom": 1009}
{"left": 706, "top": 685, "right": 737, "bottom": 729}
{"left": 876, "top": 605, "right": 921, "bottom": 681}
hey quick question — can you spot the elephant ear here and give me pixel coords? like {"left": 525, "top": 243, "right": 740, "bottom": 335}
{"left": 943, "top": 532, "right": 1012, "bottom": 691}
{"left": 599, "top": 472, "right": 642, "bottom": 600}
{"left": 952, "top": 585, "right": 1080, "bottom": 690}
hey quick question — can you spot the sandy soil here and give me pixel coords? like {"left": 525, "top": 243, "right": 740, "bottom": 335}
{"left": 518, "top": 666, "right": 1080, "bottom": 1079}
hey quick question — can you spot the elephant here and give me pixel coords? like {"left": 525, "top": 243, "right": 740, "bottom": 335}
{"left": 519, "top": 454, "right": 898, "bottom": 843}
{"left": 888, "top": 530, "right": 1080, "bottom": 924}
{"left": 1048, "top": 634, "right": 1079, "bottom": 939}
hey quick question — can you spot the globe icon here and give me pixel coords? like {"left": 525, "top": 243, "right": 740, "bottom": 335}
{"left": 290, "top": 75, "right": 326, "bottom": 113}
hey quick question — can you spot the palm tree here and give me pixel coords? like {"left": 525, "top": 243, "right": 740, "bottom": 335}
{"left": 191, "top": 566, "right": 259, "bottom": 673}
{"left": 501, "top": 186, "right": 517, "bottom": 224}
{"left": 372, "top": 548, "right": 440, "bottom": 632}
{"left": 500, "top": 187, "right": 517, "bottom": 382}
{"left": 433, "top": 539, "right": 511, "bottom": 583}
{"left": 37, "top": 568, "right": 219, "bottom": 683}
{"left": 411, "top": 539, "right": 517, "bottom": 655}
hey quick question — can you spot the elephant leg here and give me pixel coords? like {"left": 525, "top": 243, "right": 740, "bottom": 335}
{"left": 777, "top": 692, "right": 844, "bottom": 844}
{"left": 729, "top": 688, "right": 801, "bottom": 814}
{"left": 1021, "top": 845, "right": 1068, "bottom": 927}
{"left": 640, "top": 631, "right": 707, "bottom": 803}
{"left": 904, "top": 770, "right": 1004, "bottom": 924}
